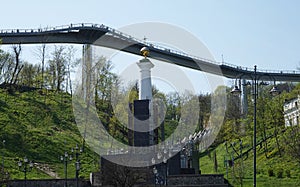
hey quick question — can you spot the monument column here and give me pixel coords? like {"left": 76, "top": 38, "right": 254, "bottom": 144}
{"left": 135, "top": 47, "right": 155, "bottom": 146}
{"left": 137, "top": 57, "right": 154, "bottom": 100}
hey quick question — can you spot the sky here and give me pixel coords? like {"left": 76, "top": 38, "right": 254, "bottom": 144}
{"left": 1, "top": 0, "right": 300, "bottom": 93}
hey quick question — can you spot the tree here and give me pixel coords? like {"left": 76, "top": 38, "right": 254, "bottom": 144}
{"left": 18, "top": 62, "right": 40, "bottom": 87}
{"left": 10, "top": 44, "right": 23, "bottom": 85}
{"left": 33, "top": 44, "right": 47, "bottom": 88}
{"left": 95, "top": 59, "right": 118, "bottom": 101}
{"left": 165, "top": 92, "right": 181, "bottom": 122}
{"left": 283, "top": 123, "right": 300, "bottom": 163}
{"left": 47, "top": 46, "right": 67, "bottom": 91}
{"left": 0, "top": 49, "right": 14, "bottom": 84}
{"left": 198, "top": 93, "right": 211, "bottom": 131}
{"left": 217, "top": 87, "right": 241, "bottom": 143}
{"left": 265, "top": 94, "right": 284, "bottom": 157}
{"left": 65, "top": 45, "right": 79, "bottom": 95}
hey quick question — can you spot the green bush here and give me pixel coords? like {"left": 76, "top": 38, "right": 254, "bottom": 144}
{"left": 277, "top": 168, "right": 284, "bottom": 178}
{"left": 286, "top": 169, "right": 291, "bottom": 178}
{"left": 268, "top": 168, "right": 275, "bottom": 177}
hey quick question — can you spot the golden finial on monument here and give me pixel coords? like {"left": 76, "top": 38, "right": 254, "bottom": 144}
{"left": 140, "top": 47, "right": 149, "bottom": 58}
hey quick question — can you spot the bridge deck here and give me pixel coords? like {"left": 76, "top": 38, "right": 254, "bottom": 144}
{"left": 0, "top": 23, "right": 299, "bottom": 82}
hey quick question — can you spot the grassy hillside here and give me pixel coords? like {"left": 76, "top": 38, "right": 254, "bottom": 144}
{"left": 1, "top": 83, "right": 300, "bottom": 187}
{"left": 0, "top": 86, "right": 99, "bottom": 180}
{"left": 199, "top": 131, "right": 300, "bottom": 186}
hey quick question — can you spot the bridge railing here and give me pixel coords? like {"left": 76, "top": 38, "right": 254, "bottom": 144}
{"left": 0, "top": 23, "right": 105, "bottom": 34}
{"left": 0, "top": 24, "right": 273, "bottom": 72}
{"left": 1, "top": 23, "right": 300, "bottom": 75}
{"left": 221, "top": 61, "right": 300, "bottom": 74}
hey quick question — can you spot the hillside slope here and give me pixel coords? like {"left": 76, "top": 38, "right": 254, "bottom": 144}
{"left": 0, "top": 86, "right": 99, "bottom": 180}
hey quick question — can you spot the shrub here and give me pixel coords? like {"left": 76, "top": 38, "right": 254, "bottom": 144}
{"left": 286, "top": 169, "right": 291, "bottom": 178}
{"left": 277, "top": 168, "right": 284, "bottom": 178}
{"left": 268, "top": 168, "right": 275, "bottom": 177}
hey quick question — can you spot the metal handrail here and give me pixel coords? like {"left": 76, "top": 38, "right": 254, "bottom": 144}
{"left": 221, "top": 61, "right": 300, "bottom": 74}
{"left": 1, "top": 23, "right": 300, "bottom": 75}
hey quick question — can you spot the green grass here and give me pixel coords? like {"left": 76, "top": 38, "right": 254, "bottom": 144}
{"left": 199, "top": 134, "right": 300, "bottom": 187}
{"left": 1, "top": 85, "right": 300, "bottom": 187}
{"left": 0, "top": 87, "right": 99, "bottom": 180}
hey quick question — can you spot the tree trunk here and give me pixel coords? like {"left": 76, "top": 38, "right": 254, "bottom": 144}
{"left": 13, "top": 64, "right": 24, "bottom": 85}
{"left": 10, "top": 44, "right": 22, "bottom": 84}
{"left": 41, "top": 44, "right": 46, "bottom": 89}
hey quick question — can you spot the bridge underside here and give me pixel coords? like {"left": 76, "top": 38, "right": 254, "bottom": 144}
{"left": 1, "top": 25, "right": 299, "bottom": 82}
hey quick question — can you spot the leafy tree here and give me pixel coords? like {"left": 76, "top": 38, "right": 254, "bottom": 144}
{"left": 0, "top": 49, "right": 14, "bottom": 84}
{"left": 95, "top": 59, "right": 118, "bottom": 102}
{"left": 47, "top": 46, "right": 67, "bottom": 91}
{"left": 198, "top": 93, "right": 211, "bottom": 131}
{"left": 283, "top": 122, "right": 300, "bottom": 163}
{"left": 266, "top": 94, "right": 284, "bottom": 156}
{"left": 65, "top": 45, "right": 79, "bottom": 95}
{"left": 217, "top": 87, "right": 241, "bottom": 143}
{"left": 94, "top": 58, "right": 119, "bottom": 125}
{"left": 18, "top": 62, "right": 40, "bottom": 87}
{"left": 33, "top": 44, "right": 48, "bottom": 88}
{"left": 165, "top": 92, "right": 181, "bottom": 122}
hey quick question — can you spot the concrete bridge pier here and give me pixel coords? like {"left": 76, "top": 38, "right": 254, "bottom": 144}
{"left": 241, "top": 79, "right": 248, "bottom": 116}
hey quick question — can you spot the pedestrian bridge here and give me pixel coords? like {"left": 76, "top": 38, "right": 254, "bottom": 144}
{"left": 0, "top": 23, "right": 299, "bottom": 82}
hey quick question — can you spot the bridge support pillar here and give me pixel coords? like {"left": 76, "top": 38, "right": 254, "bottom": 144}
{"left": 240, "top": 79, "right": 248, "bottom": 134}
{"left": 241, "top": 79, "right": 248, "bottom": 116}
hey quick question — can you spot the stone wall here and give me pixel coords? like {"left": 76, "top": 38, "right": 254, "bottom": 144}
{"left": 90, "top": 172, "right": 229, "bottom": 187}
{"left": 5, "top": 179, "right": 91, "bottom": 187}
{"left": 168, "top": 174, "right": 228, "bottom": 187}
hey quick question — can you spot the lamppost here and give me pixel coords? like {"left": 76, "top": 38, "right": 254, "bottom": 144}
{"left": 160, "top": 150, "right": 169, "bottom": 186}
{"left": 152, "top": 166, "right": 160, "bottom": 187}
{"left": 1, "top": 140, "right": 5, "bottom": 172}
{"left": 240, "top": 140, "right": 244, "bottom": 187}
{"left": 231, "top": 65, "right": 280, "bottom": 187}
{"left": 71, "top": 144, "right": 83, "bottom": 187}
{"left": 1, "top": 139, "right": 9, "bottom": 183}
{"left": 60, "top": 151, "right": 72, "bottom": 187}
{"left": 152, "top": 145, "right": 171, "bottom": 186}
{"left": 18, "top": 157, "right": 33, "bottom": 187}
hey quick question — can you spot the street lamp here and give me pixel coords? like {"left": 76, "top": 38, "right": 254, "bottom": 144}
{"left": 18, "top": 157, "right": 33, "bottom": 187}
{"left": 231, "top": 65, "right": 280, "bottom": 187}
{"left": 71, "top": 144, "right": 83, "bottom": 187}
{"left": 1, "top": 140, "right": 5, "bottom": 172}
{"left": 60, "top": 151, "right": 72, "bottom": 187}
{"left": 152, "top": 145, "right": 172, "bottom": 186}
{"left": 152, "top": 166, "right": 159, "bottom": 187}
{"left": 269, "top": 86, "right": 280, "bottom": 96}
{"left": 231, "top": 85, "right": 242, "bottom": 96}
{"left": 159, "top": 146, "right": 171, "bottom": 186}
{"left": 1, "top": 140, "right": 9, "bottom": 183}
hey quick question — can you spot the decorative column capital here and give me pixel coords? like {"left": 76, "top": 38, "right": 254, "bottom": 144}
{"left": 137, "top": 58, "right": 154, "bottom": 70}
